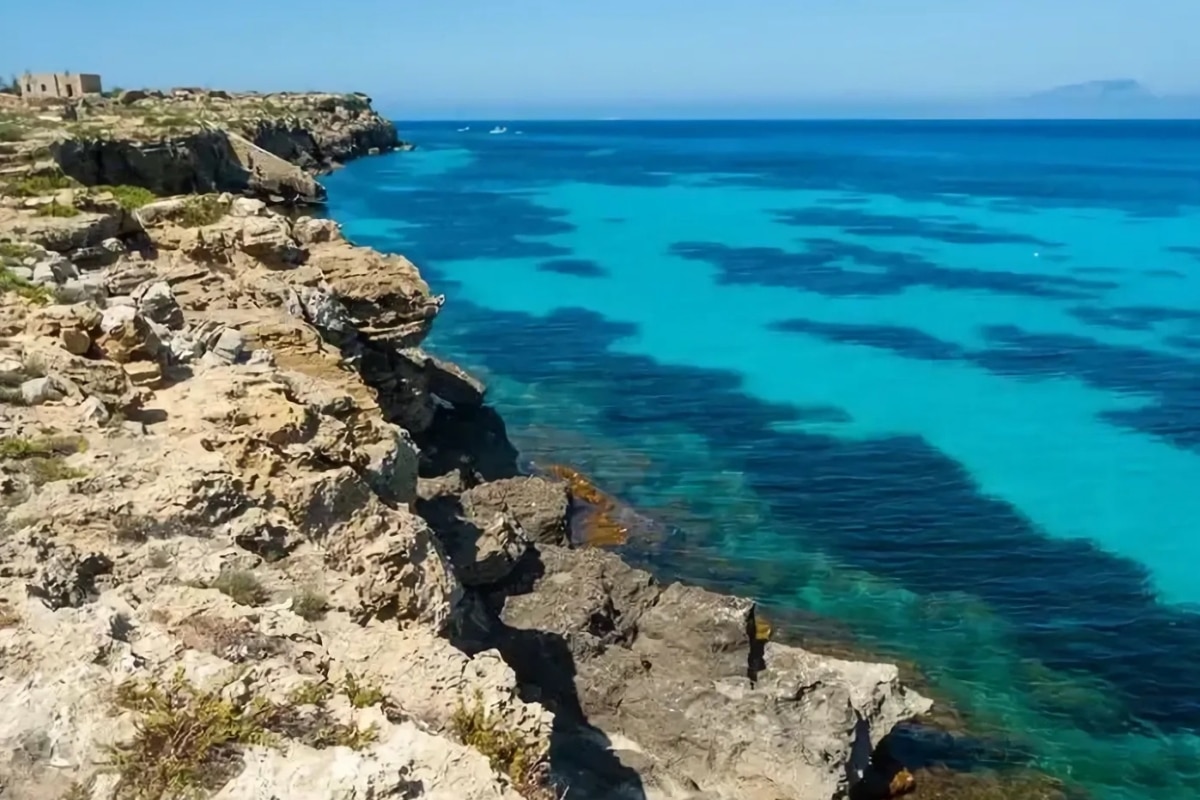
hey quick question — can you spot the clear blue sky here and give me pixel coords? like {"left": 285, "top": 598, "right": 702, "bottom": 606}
{"left": 5, "top": 0, "right": 1197, "bottom": 117}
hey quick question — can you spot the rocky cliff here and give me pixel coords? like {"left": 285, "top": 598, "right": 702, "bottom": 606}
{"left": 0, "top": 91, "right": 931, "bottom": 800}
{"left": 2, "top": 90, "right": 400, "bottom": 203}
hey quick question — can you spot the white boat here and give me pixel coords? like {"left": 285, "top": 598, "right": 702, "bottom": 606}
{"left": 457, "top": 126, "right": 470, "bottom": 132}
{"left": 488, "top": 126, "right": 507, "bottom": 135}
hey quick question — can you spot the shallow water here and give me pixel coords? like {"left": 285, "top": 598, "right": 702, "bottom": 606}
{"left": 324, "top": 120, "right": 1200, "bottom": 800}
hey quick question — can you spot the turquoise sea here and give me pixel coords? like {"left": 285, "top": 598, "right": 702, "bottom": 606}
{"left": 324, "top": 120, "right": 1200, "bottom": 800}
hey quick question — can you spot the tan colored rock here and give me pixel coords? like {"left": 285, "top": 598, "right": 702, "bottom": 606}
{"left": 59, "top": 327, "right": 92, "bottom": 355}
{"left": 24, "top": 303, "right": 102, "bottom": 340}
{"left": 20, "top": 337, "right": 130, "bottom": 405}
{"left": 306, "top": 241, "right": 441, "bottom": 347}
{"left": 96, "top": 313, "right": 162, "bottom": 364}
{"left": 122, "top": 359, "right": 163, "bottom": 388}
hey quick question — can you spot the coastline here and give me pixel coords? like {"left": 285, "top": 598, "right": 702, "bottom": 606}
{"left": 0, "top": 87, "right": 1049, "bottom": 800}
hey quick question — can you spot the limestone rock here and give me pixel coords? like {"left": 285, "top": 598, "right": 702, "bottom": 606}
{"left": 239, "top": 214, "right": 302, "bottom": 267}
{"left": 292, "top": 216, "right": 343, "bottom": 245}
{"left": 102, "top": 259, "right": 157, "bottom": 296}
{"left": 461, "top": 476, "right": 570, "bottom": 546}
{"left": 100, "top": 304, "right": 138, "bottom": 334}
{"left": 20, "top": 376, "right": 68, "bottom": 405}
{"left": 96, "top": 312, "right": 162, "bottom": 364}
{"left": 21, "top": 337, "right": 130, "bottom": 405}
{"left": 399, "top": 348, "right": 485, "bottom": 408}
{"left": 209, "top": 327, "right": 245, "bottom": 364}
{"left": 490, "top": 545, "right": 934, "bottom": 800}
{"left": 60, "top": 327, "right": 92, "bottom": 355}
{"left": 133, "top": 280, "right": 185, "bottom": 329}
{"left": 212, "top": 725, "right": 525, "bottom": 800}
{"left": 27, "top": 547, "right": 114, "bottom": 610}
{"left": 441, "top": 513, "right": 529, "bottom": 587}
{"left": 10, "top": 210, "right": 121, "bottom": 253}
{"left": 122, "top": 359, "right": 163, "bottom": 388}
{"left": 78, "top": 395, "right": 111, "bottom": 426}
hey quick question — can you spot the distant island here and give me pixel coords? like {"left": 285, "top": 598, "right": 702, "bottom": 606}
{"left": 1011, "top": 78, "right": 1200, "bottom": 118}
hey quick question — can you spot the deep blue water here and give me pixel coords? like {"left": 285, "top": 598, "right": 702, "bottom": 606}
{"left": 323, "top": 120, "right": 1200, "bottom": 800}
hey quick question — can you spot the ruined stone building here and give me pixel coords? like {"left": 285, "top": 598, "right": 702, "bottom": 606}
{"left": 19, "top": 72, "right": 102, "bottom": 100}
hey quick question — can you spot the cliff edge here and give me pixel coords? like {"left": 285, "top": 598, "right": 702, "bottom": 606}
{"left": 0, "top": 90, "right": 930, "bottom": 800}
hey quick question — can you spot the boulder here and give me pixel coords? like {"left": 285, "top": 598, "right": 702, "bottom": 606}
{"left": 461, "top": 476, "right": 570, "bottom": 546}
{"left": 133, "top": 280, "right": 185, "bottom": 329}
{"left": 441, "top": 513, "right": 529, "bottom": 587}
{"left": 292, "top": 216, "right": 342, "bottom": 245}
{"left": 22, "top": 338, "right": 130, "bottom": 405}
{"left": 239, "top": 214, "right": 303, "bottom": 266}
{"left": 122, "top": 359, "right": 164, "bottom": 388}
{"left": 20, "top": 376, "right": 69, "bottom": 405}
{"left": 96, "top": 312, "right": 162, "bottom": 364}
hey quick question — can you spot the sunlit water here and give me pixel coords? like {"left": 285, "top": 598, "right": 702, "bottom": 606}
{"left": 324, "top": 120, "right": 1200, "bottom": 799}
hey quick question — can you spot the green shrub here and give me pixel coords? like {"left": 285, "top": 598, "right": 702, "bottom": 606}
{"left": 27, "top": 458, "right": 88, "bottom": 485}
{"left": 108, "top": 670, "right": 277, "bottom": 800}
{"left": 286, "top": 681, "right": 333, "bottom": 706}
{"left": 0, "top": 241, "right": 36, "bottom": 262}
{"left": 35, "top": 201, "right": 80, "bottom": 218}
{"left": 0, "top": 434, "right": 87, "bottom": 459}
{"left": 290, "top": 587, "right": 327, "bottom": 621}
{"left": 211, "top": 570, "right": 268, "bottom": 607}
{"left": 0, "top": 266, "right": 53, "bottom": 305}
{"left": 0, "top": 123, "right": 22, "bottom": 142}
{"left": 98, "top": 184, "right": 157, "bottom": 210}
{"left": 8, "top": 173, "right": 76, "bottom": 196}
{"left": 451, "top": 690, "right": 549, "bottom": 797}
{"left": 175, "top": 195, "right": 227, "bottom": 227}
{"left": 340, "top": 672, "right": 384, "bottom": 709}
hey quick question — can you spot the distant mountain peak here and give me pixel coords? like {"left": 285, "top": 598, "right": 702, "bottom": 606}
{"left": 1028, "top": 79, "right": 1156, "bottom": 101}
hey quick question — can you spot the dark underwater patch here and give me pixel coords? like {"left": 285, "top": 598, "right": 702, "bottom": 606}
{"left": 771, "top": 319, "right": 965, "bottom": 361}
{"left": 670, "top": 240, "right": 1116, "bottom": 300}
{"left": 538, "top": 258, "right": 609, "bottom": 278}
{"left": 1069, "top": 305, "right": 1200, "bottom": 333}
{"left": 1167, "top": 245, "right": 1200, "bottom": 262}
{"left": 772, "top": 207, "right": 1059, "bottom": 247}
{"left": 430, "top": 302, "right": 1200, "bottom": 740}
{"left": 971, "top": 325, "right": 1200, "bottom": 451}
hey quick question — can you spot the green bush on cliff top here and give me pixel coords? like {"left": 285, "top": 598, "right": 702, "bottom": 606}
{"left": 175, "top": 195, "right": 227, "bottom": 227}
{"left": 35, "top": 201, "right": 80, "bottom": 218}
{"left": 98, "top": 184, "right": 157, "bottom": 210}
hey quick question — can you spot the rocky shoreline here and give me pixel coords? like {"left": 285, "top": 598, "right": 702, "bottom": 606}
{"left": 2, "top": 88, "right": 932, "bottom": 800}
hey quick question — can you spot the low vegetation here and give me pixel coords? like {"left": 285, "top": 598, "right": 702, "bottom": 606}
{"left": 210, "top": 569, "right": 269, "bottom": 606}
{"left": 108, "top": 670, "right": 379, "bottom": 799}
{"left": 0, "top": 434, "right": 89, "bottom": 485}
{"left": 289, "top": 586, "right": 327, "bottom": 621}
{"left": 287, "top": 681, "right": 334, "bottom": 706}
{"left": 0, "top": 122, "right": 23, "bottom": 142}
{"left": 0, "top": 434, "right": 88, "bottom": 460}
{"left": 451, "top": 690, "right": 551, "bottom": 798}
{"left": 0, "top": 603, "right": 19, "bottom": 629}
{"left": 108, "top": 670, "right": 277, "bottom": 800}
{"left": 340, "top": 672, "right": 385, "bottom": 709}
{"left": 98, "top": 184, "right": 157, "bottom": 210}
{"left": 0, "top": 266, "right": 54, "bottom": 305}
{"left": 35, "top": 201, "right": 81, "bottom": 218}
{"left": 0, "top": 240, "right": 36, "bottom": 262}
{"left": 174, "top": 195, "right": 227, "bottom": 227}
{"left": 7, "top": 173, "right": 77, "bottom": 197}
